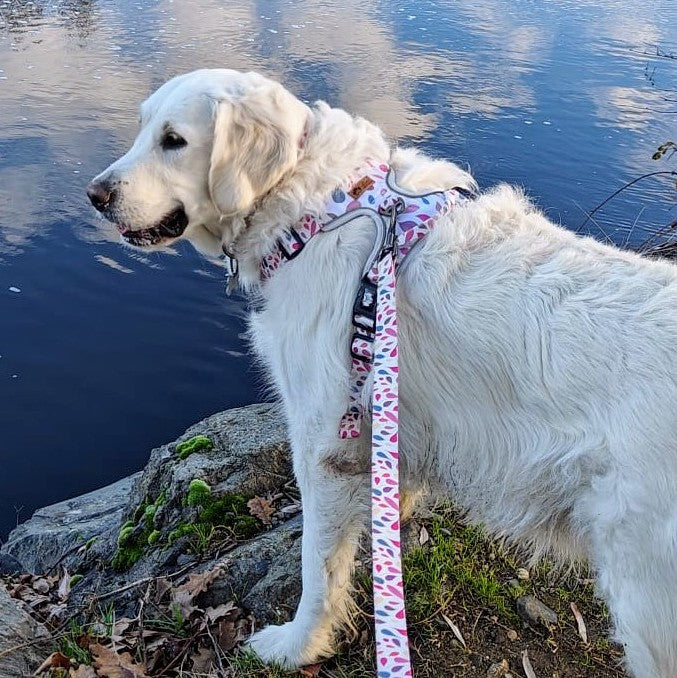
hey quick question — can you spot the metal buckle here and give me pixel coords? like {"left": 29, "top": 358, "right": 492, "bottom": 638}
{"left": 278, "top": 228, "right": 306, "bottom": 260}
{"left": 379, "top": 197, "right": 405, "bottom": 256}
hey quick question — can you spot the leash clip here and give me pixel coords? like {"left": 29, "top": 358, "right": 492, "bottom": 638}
{"left": 379, "top": 197, "right": 405, "bottom": 257}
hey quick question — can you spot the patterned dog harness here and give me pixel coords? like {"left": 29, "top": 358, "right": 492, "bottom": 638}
{"left": 261, "top": 162, "right": 472, "bottom": 435}
{"left": 257, "top": 161, "right": 472, "bottom": 677}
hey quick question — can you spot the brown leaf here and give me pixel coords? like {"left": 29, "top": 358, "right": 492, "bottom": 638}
{"left": 298, "top": 663, "right": 323, "bottom": 677}
{"left": 58, "top": 566, "right": 71, "bottom": 600}
{"left": 247, "top": 496, "right": 275, "bottom": 525}
{"left": 70, "top": 666, "right": 97, "bottom": 678}
{"left": 171, "top": 567, "right": 222, "bottom": 618}
{"left": 190, "top": 646, "right": 216, "bottom": 673}
{"left": 35, "top": 652, "right": 71, "bottom": 674}
{"left": 205, "top": 601, "right": 237, "bottom": 624}
{"left": 153, "top": 578, "right": 172, "bottom": 604}
{"left": 91, "top": 643, "right": 149, "bottom": 678}
{"left": 216, "top": 619, "right": 239, "bottom": 652}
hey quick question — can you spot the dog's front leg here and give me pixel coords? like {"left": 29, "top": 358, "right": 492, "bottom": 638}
{"left": 248, "top": 439, "right": 370, "bottom": 668}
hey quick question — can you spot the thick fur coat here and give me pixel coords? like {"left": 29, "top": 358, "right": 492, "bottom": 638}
{"left": 88, "top": 69, "right": 677, "bottom": 677}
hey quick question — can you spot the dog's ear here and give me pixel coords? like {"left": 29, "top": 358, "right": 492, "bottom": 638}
{"left": 208, "top": 80, "right": 307, "bottom": 216}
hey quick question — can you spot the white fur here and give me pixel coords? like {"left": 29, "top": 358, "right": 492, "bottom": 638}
{"left": 91, "top": 69, "right": 677, "bottom": 677}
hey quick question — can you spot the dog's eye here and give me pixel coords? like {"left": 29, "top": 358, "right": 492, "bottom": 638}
{"left": 161, "top": 131, "right": 187, "bottom": 150}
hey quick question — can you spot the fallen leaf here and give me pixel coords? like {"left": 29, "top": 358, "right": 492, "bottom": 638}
{"left": 570, "top": 602, "right": 588, "bottom": 644}
{"left": 70, "top": 666, "right": 97, "bottom": 678}
{"left": 171, "top": 567, "right": 222, "bottom": 618}
{"left": 205, "top": 601, "right": 237, "bottom": 623}
{"left": 113, "top": 618, "right": 134, "bottom": 637}
{"left": 91, "top": 643, "right": 149, "bottom": 678}
{"left": 216, "top": 618, "right": 239, "bottom": 652}
{"left": 486, "top": 659, "right": 509, "bottom": 678}
{"left": 35, "top": 652, "right": 70, "bottom": 674}
{"left": 278, "top": 502, "right": 302, "bottom": 515}
{"left": 516, "top": 567, "right": 530, "bottom": 581}
{"left": 441, "top": 613, "right": 466, "bottom": 648}
{"left": 154, "top": 578, "right": 172, "bottom": 604}
{"left": 247, "top": 496, "right": 275, "bottom": 525}
{"left": 521, "top": 649, "right": 537, "bottom": 678}
{"left": 58, "top": 566, "right": 71, "bottom": 600}
{"left": 46, "top": 602, "right": 69, "bottom": 623}
{"left": 298, "top": 663, "right": 323, "bottom": 677}
{"left": 419, "top": 525, "right": 430, "bottom": 545}
{"left": 190, "top": 646, "right": 216, "bottom": 673}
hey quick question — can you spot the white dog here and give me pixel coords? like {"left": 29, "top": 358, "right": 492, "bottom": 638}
{"left": 88, "top": 69, "right": 677, "bottom": 677}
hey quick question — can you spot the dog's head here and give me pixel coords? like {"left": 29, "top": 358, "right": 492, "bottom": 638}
{"left": 87, "top": 69, "right": 309, "bottom": 256}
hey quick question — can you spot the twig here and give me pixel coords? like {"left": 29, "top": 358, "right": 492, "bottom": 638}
{"left": 578, "top": 171, "right": 677, "bottom": 230}
{"left": 573, "top": 200, "right": 615, "bottom": 244}
{"left": 93, "top": 561, "right": 196, "bottom": 602}
{"left": 204, "top": 613, "right": 226, "bottom": 675}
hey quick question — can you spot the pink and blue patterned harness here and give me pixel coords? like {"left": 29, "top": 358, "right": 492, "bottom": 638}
{"left": 258, "top": 161, "right": 472, "bottom": 677}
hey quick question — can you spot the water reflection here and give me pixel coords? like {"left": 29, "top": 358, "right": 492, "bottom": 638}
{"left": 0, "top": 0, "right": 674, "bottom": 536}
{"left": 0, "top": 0, "right": 674, "bottom": 257}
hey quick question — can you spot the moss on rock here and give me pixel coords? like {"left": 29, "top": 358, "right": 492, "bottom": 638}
{"left": 175, "top": 435, "right": 213, "bottom": 460}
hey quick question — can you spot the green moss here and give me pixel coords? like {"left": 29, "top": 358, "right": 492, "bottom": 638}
{"left": 69, "top": 574, "right": 84, "bottom": 588}
{"left": 168, "top": 523, "right": 196, "bottom": 545}
{"left": 117, "top": 525, "right": 136, "bottom": 547}
{"left": 84, "top": 536, "right": 98, "bottom": 551}
{"left": 111, "top": 542, "right": 144, "bottom": 571}
{"left": 176, "top": 434, "right": 213, "bottom": 460}
{"left": 112, "top": 488, "right": 169, "bottom": 571}
{"left": 187, "top": 479, "right": 212, "bottom": 507}
{"left": 112, "top": 481, "right": 263, "bottom": 570}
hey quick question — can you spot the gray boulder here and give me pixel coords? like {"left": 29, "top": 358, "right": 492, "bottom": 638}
{"left": 2, "top": 403, "right": 302, "bottom": 625}
{"left": 0, "top": 585, "right": 51, "bottom": 677}
{"left": 1, "top": 473, "right": 139, "bottom": 575}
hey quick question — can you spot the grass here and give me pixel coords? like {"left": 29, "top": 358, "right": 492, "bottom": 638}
{"left": 404, "top": 518, "right": 515, "bottom": 622}
{"left": 37, "top": 504, "right": 625, "bottom": 677}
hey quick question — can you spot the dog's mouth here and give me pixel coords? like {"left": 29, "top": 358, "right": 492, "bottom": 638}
{"left": 117, "top": 207, "right": 189, "bottom": 247}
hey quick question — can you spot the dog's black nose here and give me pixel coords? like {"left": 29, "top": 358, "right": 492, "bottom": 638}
{"left": 87, "top": 180, "right": 115, "bottom": 212}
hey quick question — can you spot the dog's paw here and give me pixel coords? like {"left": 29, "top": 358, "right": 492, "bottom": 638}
{"left": 246, "top": 621, "right": 326, "bottom": 669}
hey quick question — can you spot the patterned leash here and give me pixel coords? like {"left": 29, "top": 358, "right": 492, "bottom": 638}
{"left": 253, "top": 163, "right": 472, "bottom": 676}
{"left": 369, "top": 233, "right": 413, "bottom": 677}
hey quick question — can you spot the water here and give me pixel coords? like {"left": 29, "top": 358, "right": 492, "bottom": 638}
{"left": 0, "top": 0, "right": 675, "bottom": 538}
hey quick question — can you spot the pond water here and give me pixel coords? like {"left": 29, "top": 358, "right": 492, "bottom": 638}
{"left": 0, "top": 0, "right": 675, "bottom": 538}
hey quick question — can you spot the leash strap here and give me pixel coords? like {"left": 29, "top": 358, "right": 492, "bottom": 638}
{"left": 253, "top": 166, "right": 475, "bottom": 677}
{"left": 370, "top": 225, "right": 413, "bottom": 677}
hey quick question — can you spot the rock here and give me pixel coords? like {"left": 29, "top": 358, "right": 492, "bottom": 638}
{"left": 487, "top": 659, "right": 509, "bottom": 677}
{"left": 202, "top": 515, "right": 303, "bottom": 623}
{"left": 516, "top": 594, "right": 558, "bottom": 628}
{"left": 1, "top": 403, "right": 301, "bottom": 631}
{"left": 1, "top": 474, "right": 140, "bottom": 574}
{"left": 516, "top": 567, "right": 530, "bottom": 581}
{"left": 124, "top": 403, "right": 290, "bottom": 549}
{"left": 0, "top": 553, "right": 23, "bottom": 576}
{"left": 0, "top": 584, "right": 51, "bottom": 677}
